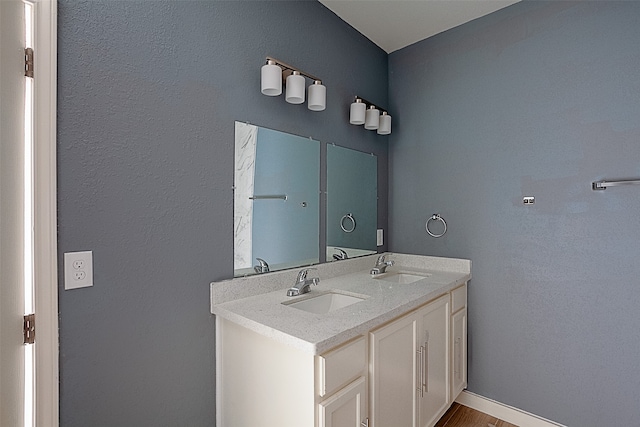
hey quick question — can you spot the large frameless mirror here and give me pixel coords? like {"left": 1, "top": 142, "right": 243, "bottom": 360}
{"left": 234, "top": 122, "right": 320, "bottom": 277}
{"left": 326, "top": 144, "right": 377, "bottom": 261}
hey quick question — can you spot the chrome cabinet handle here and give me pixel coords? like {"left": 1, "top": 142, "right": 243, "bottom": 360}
{"left": 416, "top": 346, "right": 423, "bottom": 397}
{"left": 455, "top": 337, "right": 461, "bottom": 380}
{"left": 361, "top": 418, "right": 369, "bottom": 427}
{"left": 423, "top": 340, "right": 429, "bottom": 394}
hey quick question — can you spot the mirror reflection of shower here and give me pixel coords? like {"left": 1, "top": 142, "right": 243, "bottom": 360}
{"left": 234, "top": 122, "right": 319, "bottom": 277}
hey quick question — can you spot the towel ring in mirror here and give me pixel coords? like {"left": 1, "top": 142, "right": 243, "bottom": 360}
{"left": 340, "top": 213, "right": 356, "bottom": 233}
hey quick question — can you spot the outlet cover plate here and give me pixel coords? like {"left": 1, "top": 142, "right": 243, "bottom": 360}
{"left": 377, "top": 229, "right": 383, "bottom": 246}
{"left": 64, "top": 251, "right": 93, "bottom": 290}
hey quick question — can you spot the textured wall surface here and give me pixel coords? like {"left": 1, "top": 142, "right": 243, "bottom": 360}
{"left": 57, "top": 1, "right": 387, "bottom": 425}
{"left": 388, "top": 2, "right": 640, "bottom": 426}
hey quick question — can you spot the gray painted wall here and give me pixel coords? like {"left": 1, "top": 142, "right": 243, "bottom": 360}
{"left": 57, "top": 1, "right": 387, "bottom": 425}
{"left": 388, "top": 2, "right": 640, "bottom": 426}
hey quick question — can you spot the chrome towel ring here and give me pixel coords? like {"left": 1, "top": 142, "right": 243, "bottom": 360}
{"left": 340, "top": 213, "right": 356, "bottom": 233}
{"left": 426, "top": 214, "right": 447, "bottom": 238}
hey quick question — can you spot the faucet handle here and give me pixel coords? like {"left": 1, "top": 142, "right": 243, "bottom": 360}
{"left": 296, "top": 267, "right": 317, "bottom": 282}
{"left": 376, "top": 254, "right": 386, "bottom": 265}
{"left": 254, "top": 258, "right": 270, "bottom": 273}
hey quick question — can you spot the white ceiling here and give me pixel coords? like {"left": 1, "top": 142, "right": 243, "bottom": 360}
{"left": 319, "top": 0, "right": 520, "bottom": 53}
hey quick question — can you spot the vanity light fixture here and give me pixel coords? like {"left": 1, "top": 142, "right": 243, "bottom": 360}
{"left": 377, "top": 112, "right": 392, "bottom": 135}
{"left": 349, "top": 96, "right": 392, "bottom": 135}
{"left": 364, "top": 105, "right": 380, "bottom": 130}
{"left": 349, "top": 98, "right": 366, "bottom": 125}
{"left": 261, "top": 56, "right": 326, "bottom": 111}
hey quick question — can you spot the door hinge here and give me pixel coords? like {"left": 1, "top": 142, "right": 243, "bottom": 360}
{"left": 23, "top": 313, "right": 35, "bottom": 344}
{"left": 25, "top": 47, "right": 34, "bottom": 78}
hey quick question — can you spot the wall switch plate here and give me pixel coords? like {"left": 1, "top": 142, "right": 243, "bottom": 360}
{"left": 64, "top": 251, "right": 93, "bottom": 290}
{"left": 377, "top": 229, "right": 384, "bottom": 246}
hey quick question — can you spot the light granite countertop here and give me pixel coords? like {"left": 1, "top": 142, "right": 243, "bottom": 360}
{"left": 210, "top": 253, "right": 471, "bottom": 355}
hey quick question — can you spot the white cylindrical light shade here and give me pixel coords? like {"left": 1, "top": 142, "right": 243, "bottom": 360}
{"left": 377, "top": 112, "right": 392, "bottom": 135}
{"left": 349, "top": 99, "right": 366, "bottom": 125}
{"left": 364, "top": 105, "right": 380, "bottom": 130}
{"left": 261, "top": 60, "right": 282, "bottom": 96}
{"left": 285, "top": 71, "right": 305, "bottom": 104}
{"left": 308, "top": 81, "right": 326, "bottom": 111}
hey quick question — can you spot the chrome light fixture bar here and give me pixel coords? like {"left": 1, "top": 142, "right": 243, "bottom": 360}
{"left": 349, "top": 96, "right": 391, "bottom": 135}
{"left": 261, "top": 56, "right": 326, "bottom": 111}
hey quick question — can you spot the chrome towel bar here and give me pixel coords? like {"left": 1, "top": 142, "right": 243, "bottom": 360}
{"left": 249, "top": 194, "right": 287, "bottom": 200}
{"left": 592, "top": 179, "right": 640, "bottom": 190}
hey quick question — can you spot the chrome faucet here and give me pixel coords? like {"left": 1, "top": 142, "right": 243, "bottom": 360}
{"left": 287, "top": 268, "right": 320, "bottom": 297}
{"left": 332, "top": 248, "right": 348, "bottom": 261}
{"left": 254, "top": 258, "right": 270, "bottom": 274}
{"left": 370, "top": 254, "right": 394, "bottom": 275}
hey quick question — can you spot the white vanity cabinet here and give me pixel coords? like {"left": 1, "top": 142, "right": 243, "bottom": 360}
{"left": 216, "top": 317, "right": 368, "bottom": 427}
{"left": 450, "top": 284, "right": 467, "bottom": 400}
{"left": 317, "top": 336, "right": 368, "bottom": 427}
{"left": 213, "top": 255, "right": 470, "bottom": 427}
{"left": 318, "top": 377, "right": 367, "bottom": 427}
{"left": 370, "top": 294, "right": 451, "bottom": 427}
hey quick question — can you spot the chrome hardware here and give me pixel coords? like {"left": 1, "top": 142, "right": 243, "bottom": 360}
{"left": 249, "top": 194, "right": 287, "bottom": 200}
{"left": 592, "top": 178, "right": 640, "bottom": 190}
{"left": 340, "top": 213, "right": 356, "bottom": 233}
{"left": 361, "top": 417, "right": 369, "bottom": 427}
{"left": 416, "top": 346, "right": 423, "bottom": 397}
{"left": 370, "top": 254, "right": 394, "bottom": 275}
{"left": 426, "top": 214, "right": 447, "bottom": 238}
{"left": 455, "top": 337, "right": 461, "bottom": 380}
{"left": 253, "top": 258, "right": 270, "bottom": 274}
{"left": 332, "top": 248, "right": 348, "bottom": 261}
{"left": 23, "top": 313, "right": 35, "bottom": 344}
{"left": 423, "top": 340, "right": 429, "bottom": 393}
{"left": 25, "top": 48, "right": 34, "bottom": 78}
{"left": 286, "top": 268, "right": 320, "bottom": 297}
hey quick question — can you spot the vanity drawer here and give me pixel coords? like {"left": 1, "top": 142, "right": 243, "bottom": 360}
{"left": 317, "top": 336, "right": 366, "bottom": 397}
{"left": 451, "top": 285, "right": 467, "bottom": 313}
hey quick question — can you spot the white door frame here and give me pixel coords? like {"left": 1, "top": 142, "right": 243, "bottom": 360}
{"left": 33, "top": 0, "right": 58, "bottom": 425}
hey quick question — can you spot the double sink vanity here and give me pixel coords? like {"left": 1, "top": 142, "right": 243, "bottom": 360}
{"left": 211, "top": 252, "right": 470, "bottom": 427}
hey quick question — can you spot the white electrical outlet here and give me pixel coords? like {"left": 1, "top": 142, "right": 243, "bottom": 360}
{"left": 64, "top": 251, "right": 93, "bottom": 290}
{"left": 377, "top": 229, "right": 384, "bottom": 246}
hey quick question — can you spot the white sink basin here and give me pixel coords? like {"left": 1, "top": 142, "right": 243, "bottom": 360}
{"left": 284, "top": 292, "right": 365, "bottom": 314}
{"left": 374, "top": 271, "right": 431, "bottom": 284}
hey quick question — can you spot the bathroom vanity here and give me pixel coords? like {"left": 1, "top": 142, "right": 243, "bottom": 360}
{"left": 210, "top": 253, "right": 470, "bottom": 427}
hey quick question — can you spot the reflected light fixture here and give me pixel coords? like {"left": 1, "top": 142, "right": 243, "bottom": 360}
{"left": 349, "top": 96, "right": 392, "bottom": 135}
{"left": 261, "top": 56, "right": 326, "bottom": 111}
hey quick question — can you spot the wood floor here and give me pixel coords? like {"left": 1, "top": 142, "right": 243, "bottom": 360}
{"left": 435, "top": 403, "right": 519, "bottom": 427}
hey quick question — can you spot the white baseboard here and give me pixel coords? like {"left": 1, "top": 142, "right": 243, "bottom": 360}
{"left": 455, "top": 390, "right": 566, "bottom": 427}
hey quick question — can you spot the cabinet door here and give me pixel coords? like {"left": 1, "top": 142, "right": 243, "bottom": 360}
{"left": 451, "top": 308, "right": 467, "bottom": 400}
{"left": 370, "top": 312, "right": 417, "bottom": 427}
{"left": 319, "top": 377, "right": 367, "bottom": 427}
{"left": 417, "top": 295, "right": 450, "bottom": 427}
